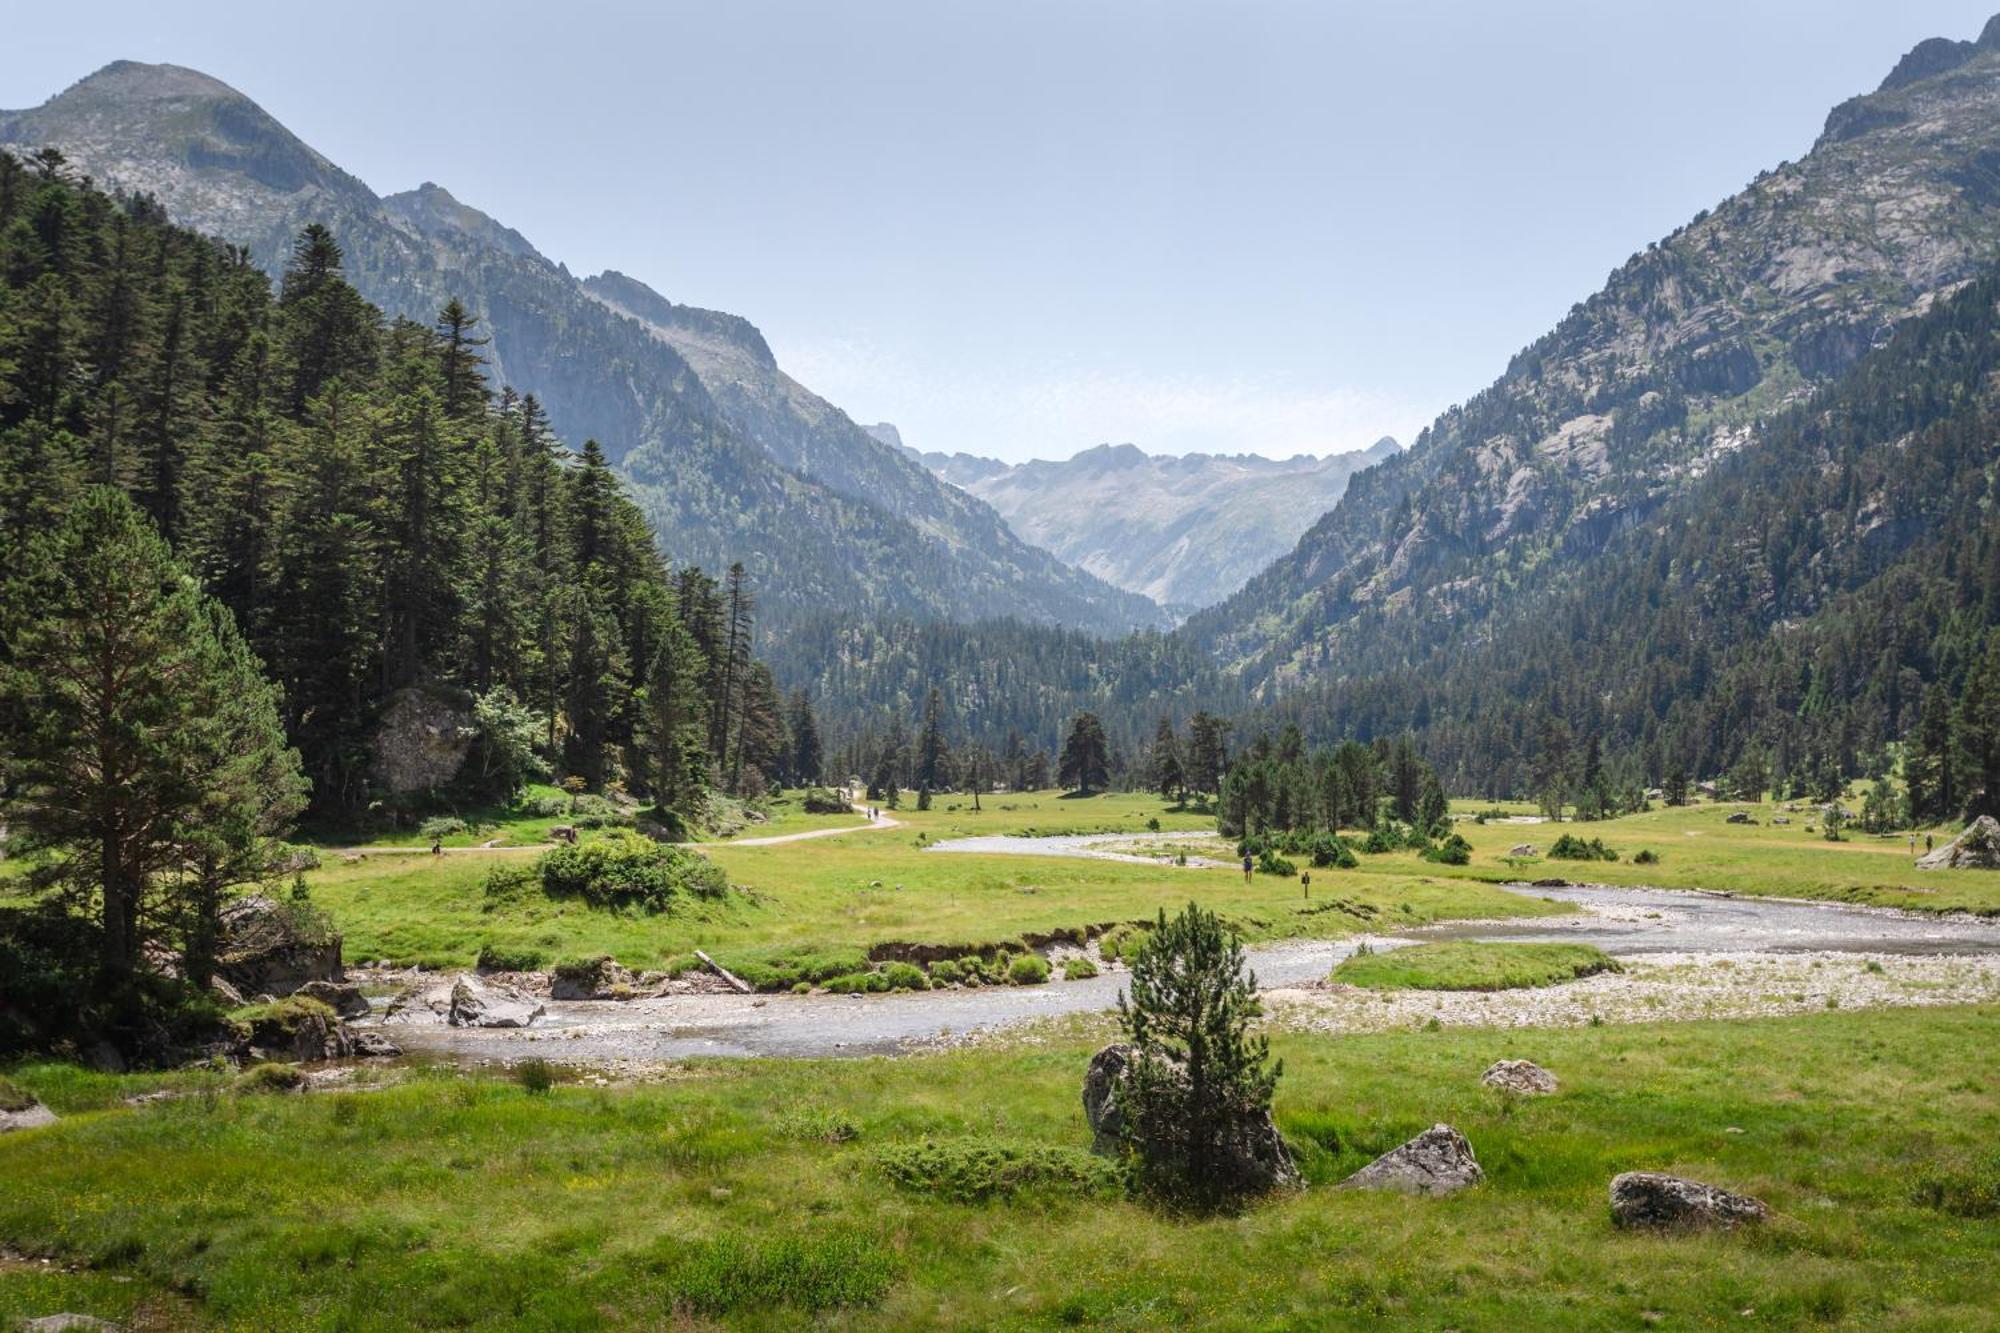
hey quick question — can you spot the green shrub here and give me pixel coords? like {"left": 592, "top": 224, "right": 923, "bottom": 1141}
{"left": 474, "top": 941, "right": 545, "bottom": 971}
{"left": 873, "top": 1137, "right": 1123, "bottom": 1202}
{"left": 824, "top": 971, "right": 891, "bottom": 994}
{"left": 1633, "top": 848, "right": 1660, "bottom": 865}
{"left": 927, "top": 959, "right": 964, "bottom": 986}
{"left": 1548, "top": 833, "right": 1619, "bottom": 861}
{"left": 419, "top": 815, "right": 471, "bottom": 842}
{"left": 520, "top": 794, "right": 569, "bottom": 818}
{"left": 1424, "top": 833, "right": 1473, "bottom": 866}
{"left": 1062, "top": 956, "right": 1100, "bottom": 980}
{"left": 1098, "top": 924, "right": 1152, "bottom": 964}
{"left": 801, "top": 787, "right": 850, "bottom": 814}
{"left": 1910, "top": 1152, "right": 2000, "bottom": 1217}
{"left": 1309, "top": 833, "right": 1358, "bottom": 869}
{"left": 526, "top": 833, "right": 727, "bottom": 910}
{"left": 1256, "top": 849, "right": 1297, "bottom": 876}
{"left": 234, "top": 1061, "right": 304, "bottom": 1093}
{"left": 880, "top": 962, "right": 929, "bottom": 991}
{"left": 1361, "top": 826, "right": 1398, "bottom": 854}
{"left": 1008, "top": 954, "right": 1052, "bottom": 985}
{"left": 514, "top": 1058, "right": 555, "bottom": 1095}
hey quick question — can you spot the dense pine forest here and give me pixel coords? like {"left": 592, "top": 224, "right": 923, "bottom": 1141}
{"left": 0, "top": 148, "right": 784, "bottom": 825}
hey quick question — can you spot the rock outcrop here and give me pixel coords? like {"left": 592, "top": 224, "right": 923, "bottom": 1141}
{"left": 368, "top": 686, "right": 476, "bottom": 795}
{"left": 215, "top": 896, "right": 342, "bottom": 997}
{"left": 1609, "top": 1171, "right": 1769, "bottom": 1230}
{"left": 1081, "top": 1042, "right": 1299, "bottom": 1193}
{"left": 386, "top": 974, "right": 544, "bottom": 1029}
{"left": 1339, "top": 1124, "right": 1484, "bottom": 1196}
{"left": 238, "top": 997, "right": 352, "bottom": 1062}
{"left": 0, "top": 1097, "right": 58, "bottom": 1134}
{"left": 1917, "top": 815, "right": 2000, "bottom": 869}
{"left": 1481, "top": 1059, "right": 1558, "bottom": 1095}
{"left": 296, "top": 980, "right": 370, "bottom": 1020}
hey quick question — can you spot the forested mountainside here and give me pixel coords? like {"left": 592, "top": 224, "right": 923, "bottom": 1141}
{"left": 907, "top": 438, "right": 1400, "bottom": 612}
{"left": 1249, "top": 264, "right": 2000, "bottom": 797}
{"left": 1187, "top": 16, "right": 2000, "bottom": 688}
{"left": 0, "top": 61, "right": 1162, "bottom": 637}
{"left": 0, "top": 151, "right": 785, "bottom": 820}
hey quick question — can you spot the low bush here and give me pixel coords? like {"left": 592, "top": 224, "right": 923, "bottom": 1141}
{"left": 1633, "top": 848, "right": 1660, "bottom": 865}
{"left": 824, "top": 971, "right": 890, "bottom": 994}
{"left": 1256, "top": 849, "right": 1297, "bottom": 876}
{"left": 1098, "top": 924, "right": 1152, "bottom": 964}
{"left": 525, "top": 833, "right": 728, "bottom": 910}
{"left": 1424, "top": 833, "right": 1473, "bottom": 866}
{"left": 514, "top": 1058, "right": 556, "bottom": 1095}
{"left": 519, "top": 794, "right": 569, "bottom": 818}
{"left": 1008, "top": 954, "right": 1052, "bottom": 985}
{"left": 927, "top": 959, "right": 965, "bottom": 986}
{"left": 1309, "top": 833, "right": 1358, "bottom": 869}
{"left": 873, "top": 1137, "right": 1123, "bottom": 1202}
{"left": 234, "top": 1061, "right": 305, "bottom": 1094}
{"left": 880, "top": 961, "right": 929, "bottom": 991}
{"left": 801, "top": 788, "right": 850, "bottom": 814}
{"left": 1548, "top": 833, "right": 1619, "bottom": 861}
{"left": 1062, "top": 956, "right": 1099, "bottom": 980}
{"left": 0, "top": 1074, "right": 37, "bottom": 1113}
{"left": 1361, "top": 826, "right": 1399, "bottom": 854}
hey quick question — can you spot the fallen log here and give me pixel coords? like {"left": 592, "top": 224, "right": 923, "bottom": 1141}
{"left": 694, "top": 949, "right": 754, "bottom": 994}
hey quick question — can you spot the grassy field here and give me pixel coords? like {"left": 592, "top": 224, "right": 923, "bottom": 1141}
{"left": 2, "top": 1005, "right": 1995, "bottom": 1329}
{"left": 1330, "top": 941, "right": 1619, "bottom": 991}
{"left": 304, "top": 803, "right": 1561, "bottom": 973}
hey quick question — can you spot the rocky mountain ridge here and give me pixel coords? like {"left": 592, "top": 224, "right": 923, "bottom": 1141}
{"left": 892, "top": 436, "right": 1400, "bottom": 612}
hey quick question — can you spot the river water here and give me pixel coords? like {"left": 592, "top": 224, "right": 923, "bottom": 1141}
{"left": 369, "top": 834, "right": 2000, "bottom": 1062}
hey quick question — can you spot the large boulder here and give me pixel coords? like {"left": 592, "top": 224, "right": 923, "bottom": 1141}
{"left": 383, "top": 973, "right": 543, "bottom": 1028}
{"left": 215, "top": 896, "right": 342, "bottom": 997}
{"left": 550, "top": 955, "right": 636, "bottom": 1000}
{"left": 1481, "top": 1059, "right": 1558, "bottom": 1095}
{"left": 1080, "top": 1042, "right": 1299, "bottom": 1193}
{"left": 1339, "top": 1123, "right": 1484, "bottom": 1196}
{"left": 239, "top": 997, "right": 352, "bottom": 1062}
{"left": 1610, "top": 1171, "right": 1767, "bottom": 1230}
{"left": 1917, "top": 815, "right": 2000, "bottom": 869}
{"left": 368, "top": 685, "right": 476, "bottom": 795}
{"left": 296, "top": 980, "right": 370, "bottom": 1020}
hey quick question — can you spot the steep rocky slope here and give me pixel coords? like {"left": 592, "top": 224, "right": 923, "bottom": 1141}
{"left": 1187, "top": 14, "right": 2000, "bottom": 688}
{"left": 1, "top": 61, "right": 1162, "bottom": 636}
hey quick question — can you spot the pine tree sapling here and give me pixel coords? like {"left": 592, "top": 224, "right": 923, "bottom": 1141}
{"left": 1113, "top": 902, "right": 1294, "bottom": 1208}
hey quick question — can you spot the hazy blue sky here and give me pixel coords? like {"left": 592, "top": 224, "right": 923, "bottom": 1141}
{"left": 6, "top": 1, "right": 1996, "bottom": 462}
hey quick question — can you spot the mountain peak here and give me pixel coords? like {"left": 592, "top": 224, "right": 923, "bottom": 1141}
{"left": 581, "top": 269, "right": 776, "bottom": 369}
{"left": 383, "top": 181, "right": 545, "bottom": 263}
{"left": 55, "top": 60, "right": 246, "bottom": 106}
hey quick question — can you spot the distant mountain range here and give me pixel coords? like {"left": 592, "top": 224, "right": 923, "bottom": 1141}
{"left": 0, "top": 61, "right": 1165, "bottom": 638}
{"left": 875, "top": 433, "right": 1399, "bottom": 613}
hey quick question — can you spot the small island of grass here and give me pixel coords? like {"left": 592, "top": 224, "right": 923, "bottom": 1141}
{"left": 1330, "top": 941, "right": 1620, "bottom": 992}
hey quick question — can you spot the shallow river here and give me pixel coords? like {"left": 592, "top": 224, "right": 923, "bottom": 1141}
{"left": 372, "top": 835, "right": 2000, "bottom": 1062}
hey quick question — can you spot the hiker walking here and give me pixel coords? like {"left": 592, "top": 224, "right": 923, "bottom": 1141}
{"left": 1242, "top": 853, "right": 1254, "bottom": 884}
